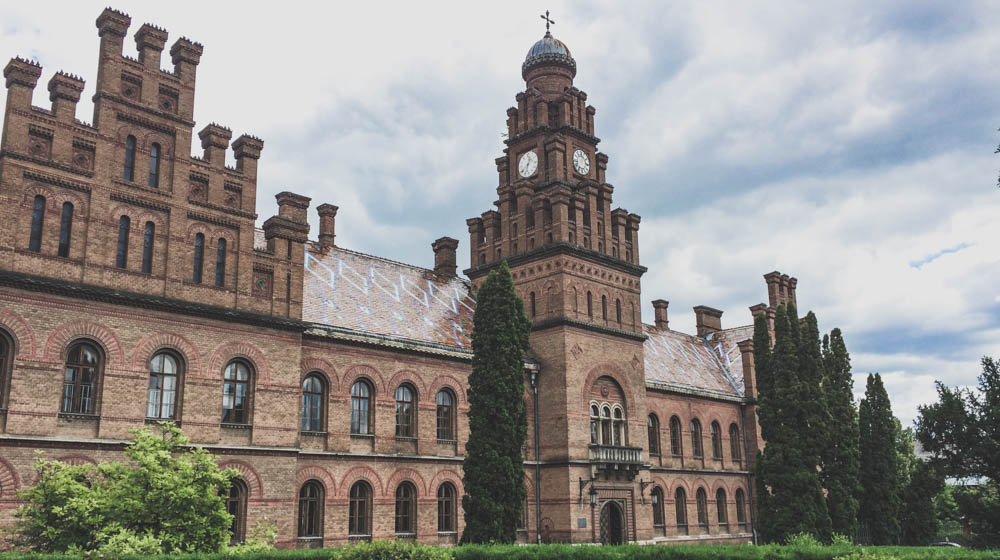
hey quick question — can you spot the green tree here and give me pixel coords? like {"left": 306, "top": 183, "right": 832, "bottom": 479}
{"left": 819, "top": 328, "right": 860, "bottom": 539}
{"left": 12, "top": 423, "right": 237, "bottom": 553}
{"left": 753, "top": 304, "right": 830, "bottom": 543}
{"left": 461, "top": 262, "right": 531, "bottom": 544}
{"left": 858, "top": 373, "right": 901, "bottom": 544}
{"left": 899, "top": 459, "right": 944, "bottom": 545}
{"left": 916, "top": 356, "right": 1000, "bottom": 547}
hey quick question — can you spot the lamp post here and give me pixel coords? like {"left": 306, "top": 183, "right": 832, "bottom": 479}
{"left": 526, "top": 362, "right": 541, "bottom": 545}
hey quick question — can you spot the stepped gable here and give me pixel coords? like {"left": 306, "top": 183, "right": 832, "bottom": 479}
{"left": 642, "top": 323, "right": 747, "bottom": 399}
{"left": 301, "top": 244, "right": 476, "bottom": 350}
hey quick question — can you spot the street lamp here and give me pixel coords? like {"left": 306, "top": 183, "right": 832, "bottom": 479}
{"left": 525, "top": 361, "right": 541, "bottom": 545}
{"left": 589, "top": 485, "right": 598, "bottom": 508}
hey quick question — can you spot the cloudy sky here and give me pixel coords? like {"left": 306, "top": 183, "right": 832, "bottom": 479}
{"left": 2, "top": 1, "right": 997, "bottom": 426}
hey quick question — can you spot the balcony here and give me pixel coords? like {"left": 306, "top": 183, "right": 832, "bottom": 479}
{"left": 588, "top": 444, "right": 643, "bottom": 479}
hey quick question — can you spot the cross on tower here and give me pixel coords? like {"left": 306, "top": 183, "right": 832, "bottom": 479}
{"left": 540, "top": 10, "right": 555, "bottom": 33}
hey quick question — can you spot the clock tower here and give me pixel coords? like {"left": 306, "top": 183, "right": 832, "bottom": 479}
{"left": 465, "top": 24, "right": 651, "bottom": 544}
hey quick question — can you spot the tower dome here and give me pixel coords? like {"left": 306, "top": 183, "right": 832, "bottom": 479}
{"left": 522, "top": 30, "right": 577, "bottom": 81}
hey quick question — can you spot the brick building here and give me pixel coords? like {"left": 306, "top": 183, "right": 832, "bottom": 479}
{"left": 0, "top": 9, "right": 800, "bottom": 548}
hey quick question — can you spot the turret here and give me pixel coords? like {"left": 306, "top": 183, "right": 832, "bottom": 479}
{"left": 48, "top": 72, "right": 85, "bottom": 122}
{"left": 169, "top": 36, "right": 203, "bottom": 83}
{"left": 198, "top": 123, "right": 231, "bottom": 168}
{"left": 135, "top": 23, "right": 168, "bottom": 70}
{"left": 232, "top": 134, "right": 263, "bottom": 177}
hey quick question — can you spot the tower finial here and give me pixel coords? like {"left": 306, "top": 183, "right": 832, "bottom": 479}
{"left": 540, "top": 10, "right": 555, "bottom": 35}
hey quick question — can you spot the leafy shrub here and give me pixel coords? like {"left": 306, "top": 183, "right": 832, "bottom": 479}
{"left": 831, "top": 534, "right": 856, "bottom": 547}
{"left": 786, "top": 532, "right": 823, "bottom": 547}
{"left": 225, "top": 518, "right": 279, "bottom": 554}
{"left": 834, "top": 551, "right": 901, "bottom": 560}
{"left": 338, "top": 539, "right": 452, "bottom": 560}
{"left": 93, "top": 526, "right": 165, "bottom": 556}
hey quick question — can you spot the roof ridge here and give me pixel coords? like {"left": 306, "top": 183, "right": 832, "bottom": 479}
{"left": 307, "top": 241, "right": 470, "bottom": 285}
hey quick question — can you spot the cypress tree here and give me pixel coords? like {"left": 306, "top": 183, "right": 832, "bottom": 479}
{"left": 796, "top": 312, "right": 833, "bottom": 541}
{"left": 461, "top": 262, "right": 531, "bottom": 544}
{"left": 899, "top": 460, "right": 943, "bottom": 545}
{"left": 820, "top": 328, "right": 860, "bottom": 539}
{"left": 858, "top": 373, "right": 901, "bottom": 544}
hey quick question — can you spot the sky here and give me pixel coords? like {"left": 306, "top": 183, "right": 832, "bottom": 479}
{"left": 1, "top": 1, "right": 997, "bottom": 427}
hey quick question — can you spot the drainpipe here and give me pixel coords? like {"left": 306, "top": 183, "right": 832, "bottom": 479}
{"left": 740, "top": 402, "right": 758, "bottom": 545}
{"left": 526, "top": 361, "right": 542, "bottom": 545}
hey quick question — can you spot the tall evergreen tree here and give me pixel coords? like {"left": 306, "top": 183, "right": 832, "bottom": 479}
{"left": 858, "top": 373, "right": 901, "bottom": 544}
{"left": 899, "top": 459, "right": 943, "bottom": 545}
{"left": 796, "top": 312, "right": 833, "bottom": 541}
{"left": 753, "top": 304, "right": 830, "bottom": 543}
{"left": 820, "top": 329, "right": 860, "bottom": 539}
{"left": 461, "top": 262, "right": 531, "bottom": 544}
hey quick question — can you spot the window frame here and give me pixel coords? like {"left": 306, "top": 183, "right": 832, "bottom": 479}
{"left": 221, "top": 360, "right": 253, "bottom": 425}
{"left": 146, "top": 351, "right": 182, "bottom": 420}
{"left": 690, "top": 419, "right": 704, "bottom": 459}
{"left": 394, "top": 481, "right": 417, "bottom": 535}
{"left": 148, "top": 142, "right": 161, "bottom": 187}
{"left": 297, "top": 480, "right": 324, "bottom": 539}
{"left": 192, "top": 232, "right": 205, "bottom": 284}
{"left": 28, "top": 195, "right": 45, "bottom": 253}
{"left": 225, "top": 478, "right": 248, "bottom": 544}
{"left": 57, "top": 201, "right": 73, "bottom": 258}
{"left": 735, "top": 488, "right": 747, "bottom": 529}
{"left": 647, "top": 413, "right": 660, "bottom": 456}
{"left": 123, "top": 135, "right": 136, "bottom": 181}
{"left": 348, "top": 480, "right": 373, "bottom": 538}
{"left": 115, "top": 215, "right": 130, "bottom": 269}
{"left": 61, "top": 341, "right": 102, "bottom": 415}
{"left": 215, "top": 237, "right": 227, "bottom": 287}
{"left": 716, "top": 488, "right": 728, "bottom": 528}
{"left": 0, "top": 330, "right": 12, "bottom": 409}
{"left": 437, "top": 482, "right": 456, "bottom": 533}
{"left": 675, "top": 487, "right": 688, "bottom": 534}
{"left": 710, "top": 420, "right": 723, "bottom": 461}
{"left": 730, "top": 423, "right": 742, "bottom": 466}
{"left": 395, "top": 383, "right": 416, "bottom": 438}
{"left": 141, "top": 221, "right": 155, "bottom": 274}
{"left": 696, "top": 487, "right": 709, "bottom": 529}
{"left": 651, "top": 486, "right": 665, "bottom": 528}
{"left": 589, "top": 403, "right": 600, "bottom": 444}
{"left": 300, "top": 374, "right": 326, "bottom": 433}
{"left": 436, "top": 388, "right": 455, "bottom": 441}
{"left": 350, "top": 379, "right": 373, "bottom": 436}
{"left": 669, "top": 415, "right": 683, "bottom": 458}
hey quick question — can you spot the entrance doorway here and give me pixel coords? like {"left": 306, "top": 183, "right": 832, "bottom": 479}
{"left": 599, "top": 501, "right": 626, "bottom": 545}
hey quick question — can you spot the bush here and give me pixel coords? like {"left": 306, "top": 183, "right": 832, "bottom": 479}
{"left": 338, "top": 540, "right": 452, "bottom": 560}
{"left": 786, "top": 533, "right": 824, "bottom": 547}
{"left": 831, "top": 534, "right": 856, "bottom": 547}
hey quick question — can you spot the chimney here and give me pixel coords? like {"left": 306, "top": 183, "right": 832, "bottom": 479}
{"left": 764, "top": 271, "right": 783, "bottom": 308}
{"left": 135, "top": 23, "right": 168, "bottom": 70}
{"left": 232, "top": 134, "right": 263, "bottom": 178}
{"left": 276, "top": 191, "right": 310, "bottom": 224}
{"left": 787, "top": 277, "right": 798, "bottom": 308}
{"left": 48, "top": 71, "right": 84, "bottom": 122}
{"left": 432, "top": 237, "right": 459, "bottom": 277}
{"left": 198, "top": 123, "right": 231, "bottom": 167}
{"left": 316, "top": 203, "right": 338, "bottom": 250}
{"left": 693, "top": 305, "right": 723, "bottom": 336}
{"left": 652, "top": 299, "right": 669, "bottom": 330}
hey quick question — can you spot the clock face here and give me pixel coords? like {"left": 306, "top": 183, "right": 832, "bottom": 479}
{"left": 518, "top": 151, "right": 538, "bottom": 178}
{"left": 573, "top": 149, "right": 590, "bottom": 175}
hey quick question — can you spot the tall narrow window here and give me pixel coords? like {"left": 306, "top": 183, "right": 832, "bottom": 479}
{"left": 116, "top": 216, "right": 130, "bottom": 269}
{"left": 616, "top": 299, "right": 622, "bottom": 325}
{"left": 350, "top": 380, "right": 372, "bottom": 435}
{"left": 123, "top": 135, "right": 136, "bottom": 181}
{"left": 716, "top": 488, "right": 729, "bottom": 528}
{"left": 436, "top": 389, "right": 455, "bottom": 440}
{"left": 675, "top": 487, "right": 688, "bottom": 533}
{"left": 651, "top": 487, "right": 665, "bottom": 529}
{"left": 349, "top": 481, "right": 373, "bottom": 538}
{"left": 602, "top": 295, "right": 608, "bottom": 320}
{"left": 57, "top": 202, "right": 73, "bottom": 258}
{"left": 648, "top": 414, "right": 660, "bottom": 456}
{"left": 437, "top": 482, "right": 456, "bottom": 532}
{"left": 730, "top": 423, "right": 742, "bottom": 465}
{"left": 192, "top": 233, "right": 204, "bottom": 283}
{"left": 670, "top": 416, "right": 683, "bottom": 457}
{"left": 0, "top": 332, "right": 9, "bottom": 406}
{"left": 711, "top": 421, "right": 723, "bottom": 460}
{"left": 222, "top": 361, "right": 251, "bottom": 424}
{"left": 301, "top": 374, "right": 324, "bottom": 432}
{"left": 587, "top": 291, "right": 593, "bottom": 318}
{"left": 298, "top": 481, "right": 323, "bottom": 540}
{"left": 395, "top": 384, "right": 415, "bottom": 438}
{"left": 226, "top": 479, "right": 248, "bottom": 544}
{"left": 395, "top": 482, "right": 416, "bottom": 535}
{"left": 148, "top": 142, "right": 161, "bottom": 187}
{"left": 690, "top": 419, "right": 704, "bottom": 458}
{"left": 736, "top": 489, "right": 747, "bottom": 529}
{"left": 62, "top": 342, "right": 100, "bottom": 414}
{"left": 613, "top": 407, "right": 625, "bottom": 446}
{"left": 141, "top": 221, "right": 155, "bottom": 274}
{"left": 215, "top": 238, "right": 227, "bottom": 287}
{"left": 590, "top": 404, "right": 600, "bottom": 444}
{"left": 146, "top": 352, "right": 180, "bottom": 419}
{"left": 29, "top": 195, "right": 45, "bottom": 253}
{"left": 696, "top": 488, "right": 709, "bottom": 529}
{"left": 600, "top": 406, "right": 612, "bottom": 445}
{"left": 530, "top": 292, "right": 536, "bottom": 317}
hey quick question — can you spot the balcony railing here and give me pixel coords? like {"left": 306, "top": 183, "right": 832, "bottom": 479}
{"left": 588, "top": 444, "right": 643, "bottom": 479}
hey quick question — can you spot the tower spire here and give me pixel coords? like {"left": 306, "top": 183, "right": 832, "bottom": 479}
{"left": 540, "top": 10, "right": 555, "bottom": 36}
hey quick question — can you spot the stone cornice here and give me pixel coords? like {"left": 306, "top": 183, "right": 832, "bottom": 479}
{"left": 464, "top": 241, "right": 647, "bottom": 279}
{"left": 530, "top": 316, "right": 647, "bottom": 343}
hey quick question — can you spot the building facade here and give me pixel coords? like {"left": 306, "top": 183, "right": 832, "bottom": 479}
{"left": 0, "top": 8, "right": 800, "bottom": 548}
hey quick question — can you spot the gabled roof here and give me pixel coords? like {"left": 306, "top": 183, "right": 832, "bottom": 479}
{"left": 643, "top": 323, "right": 753, "bottom": 399}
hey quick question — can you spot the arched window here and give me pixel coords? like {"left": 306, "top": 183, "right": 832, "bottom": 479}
{"left": 530, "top": 292, "right": 536, "bottom": 317}
{"left": 0, "top": 331, "right": 12, "bottom": 407}
{"left": 141, "top": 221, "right": 155, "bottom": 274}
{"left": 147, "top": 352, "right": 180, "bottom": 420}
{"left": 226, "top": 478, "right": 248, "bottom": 544}
{"left": 675, "top": 487, "right": 688, "bottom": 533}
{"left": 735, "top": 488, "right": 747, "bottom": 529}
{"left": 600, "top": 405, "right": 612, "bottom": 445}
{"left": 57, "top": 202, "right": 73, "bottom": 258}
{"left": 437, "top": 482, "right": 456, "bottom": 532}
{"left": 123, "top": 135, "right": 136, "bottom": 181}
{"left": 192, "top": 233, "right": 204, "bottom": 283}
{"left": 669, "top": 416, "right": 683, "bottom": 457}
{"left": 29, "top": 195, "right": 45, "bottom": 253}
{"left": 348, "top": 481, "right": 372, "bottom": 538}
{"left": 479, "top": 253, "right": 486, "bottom": 265}
{"left": 711, "top": 421, "right": 723, "bottom": 460}
{"left": 148, "top": 142, "right": 161, "bottom": 187}
{"left": 590, "top": 404, "right": 600, "bottom": 444}
{"left": 350, "top": 380, "right": 373, "bottom": 435}
{"left": 651, "top": 486, "right": 665, "bottom": 529}
{"left": 115, "top": 216, "right": 130, "bottom": 269}
{"left": 616, "top": 299, "right": 622, "bottom": 325}
{"left": 298, "top": 480, "right": 324, "bottom": 540}
{"left": 716, "top": 488, "right": 728, "bottom": 528}
{"left": 647, "top": 414, "right": 660, "bottom": 456}
{"left": 730, "top": 423, "right": 742, "bottom": 465}
{"left": 215, "top": 238, "right": 227, "bottom": 287}
{"left": 395, "top": 384, "right": 415, "bottom": 438}
{"left": 395, "top": 481, "right": 416, "bottom": 535}
{"left": 696, "top": 488, "right": 709, "bottom": 529}
{"left": 587, "top": 291, "right": 593, "bottom": 318}
{"left": 436, "top": 389, "right": 455, "bottom": 440}
{"left": 601, "top": 295, "right": 608, "bottom": 320}
{"left": 222, "top": 361, "right": 251, "bottom": 424}
{"left": 690, "top": 419, "right": 704, "bottom": 458}
{"left": 62, "top": 341, "right": 100, "bottom": 414}
{"left": 543, "top": 200, "right": 552, "bottom": 224}
{"left": 613, "top": 406, "right": 625, "bottom": 446}
{"left": 301, "top": 374, "right": 325, "bottom": 432}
